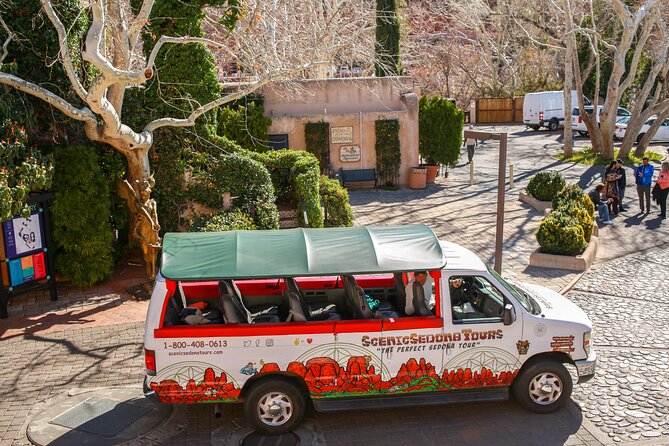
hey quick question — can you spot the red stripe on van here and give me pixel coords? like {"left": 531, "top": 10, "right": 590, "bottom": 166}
{"left": 154, "top": 321, "right": 337, "bottom": 338}
{"left": 334, "top": 320, "right": 382, "bottom": 333}
{"left": 382, "top": 317, "right": 443, "bottom": 331}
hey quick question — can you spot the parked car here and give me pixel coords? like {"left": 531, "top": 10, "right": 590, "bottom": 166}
{"left": 613, "top": 116, "right": 631, "bottom": 140}
{"left": 571, "top": 106, "right": 631, "bottom": 136}
{"left": 615, "top": 116, "right": 669, "bottom": 143}
{"left": 524, "top": 91, "right": 590, "bottom": 131}
{"left": 143, "top": 225, "right": 596, "bottom": 434}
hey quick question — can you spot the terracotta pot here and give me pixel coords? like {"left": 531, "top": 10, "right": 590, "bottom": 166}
{"left": 408, "top": 167, "right": 427, "bottom": 190}
{"left": 421, "top": 164, "right": 439, "bottom": 184}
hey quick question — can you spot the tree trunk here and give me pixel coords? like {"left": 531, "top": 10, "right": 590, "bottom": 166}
{"left": 117, "top": 147, "right": 161, "bottom": 280}
{"left": 599, "top": 118, "right": 616, "bottom": 160}
{"left": 634, "top": 108, "right": 669, "bottom": 157}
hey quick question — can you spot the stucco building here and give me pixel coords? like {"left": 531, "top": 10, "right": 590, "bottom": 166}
{"left": 263, "top": 77, "right": 420, "bottom": 186}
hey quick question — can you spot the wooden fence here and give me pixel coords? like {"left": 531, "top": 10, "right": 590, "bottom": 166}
{"left": 476, "top": 97, "right": 524, "bottom": 123}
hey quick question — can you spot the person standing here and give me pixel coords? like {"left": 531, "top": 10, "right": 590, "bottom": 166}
{"left": 657, "top": 161, "right": 669, "bottom": 219}
{"left": 604, "top": 161, "right": 620, "bottom": 215}
{"left": 465, "top": 125, "right": 477, "bottom": 164}
{"left": 636, "top": 156, "right": 654, "bottom": 213}
{"left": 615, "top": 159, "right": 627, "bottom": 212}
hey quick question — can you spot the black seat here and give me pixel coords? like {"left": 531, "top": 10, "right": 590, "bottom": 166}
{"left": 342, "top": 275, "right": 399, "bottom": 319}
{"left": 284, "top": 277, "right": 341, "bottom": 321}
{"left": 392, "top": 273, "right": 407, "bottom": 316}
{"left": 410, "top": 280, "right": 432, "bottom": 316}
{"left": 219, "top": 281, "right": 280, "bottom": 324}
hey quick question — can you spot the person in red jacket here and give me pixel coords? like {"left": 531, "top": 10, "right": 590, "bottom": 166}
{"left": 656, "top": 161, "right": 669, "bottom": 219}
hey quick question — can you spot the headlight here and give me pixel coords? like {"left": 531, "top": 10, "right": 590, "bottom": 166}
{"left": 583, "top": 331, "right": 592, "bottom": 356}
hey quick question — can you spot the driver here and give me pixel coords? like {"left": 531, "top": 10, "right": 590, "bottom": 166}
{"left": 449, "top": 277, "right": 469, "bottom": 305}
{"left": 450, "top": 276, "right": 486, "bottom": 320}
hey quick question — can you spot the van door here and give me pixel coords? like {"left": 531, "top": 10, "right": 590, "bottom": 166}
{"left": 441, "top": 273, "right": 524, "bottom": 390}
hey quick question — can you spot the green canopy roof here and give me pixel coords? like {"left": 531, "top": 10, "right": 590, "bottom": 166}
{"left": 160, "top": 224, "right": 445, "bottom": 281}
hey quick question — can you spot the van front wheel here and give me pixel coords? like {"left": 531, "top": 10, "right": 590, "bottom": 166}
{"left": 244, "top": 379, "right": 306, "bottom": 434}
{"left": 512, "top": 360, "right": 572, "bottom": 413}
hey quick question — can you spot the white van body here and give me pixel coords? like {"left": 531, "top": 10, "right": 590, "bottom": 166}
{"left": 523, "top": 90, "right": 582, "bottom": 131}
{"left": 143, "top": 228, "right": 596, "bottom": 433}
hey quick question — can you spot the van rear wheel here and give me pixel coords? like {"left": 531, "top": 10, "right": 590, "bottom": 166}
{"left": 548, "top": 119, "right": 559, "bottom": 131}
{"left": 512, "top": 359, "right": 572, "bottom": 413}
{"left": 244, "top": 379, "right": 306, "bottom": 434}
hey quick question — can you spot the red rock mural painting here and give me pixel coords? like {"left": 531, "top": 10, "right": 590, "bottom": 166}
{"left": 150, "top": 356, "right": 519, "bottom": 403}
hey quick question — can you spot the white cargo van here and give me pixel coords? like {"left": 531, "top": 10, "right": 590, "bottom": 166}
{"left": 523, "top": 91, "right": 590, "bottom": 131}
{"left": 143, "top": 225, "right": 596, "bottom": 433}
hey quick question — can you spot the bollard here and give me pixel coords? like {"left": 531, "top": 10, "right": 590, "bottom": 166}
{"left": 469, "top": 161, "right": 474, "bottom": 186}
{"left": 509, "top": 164, "right": 514, "bottom": 188}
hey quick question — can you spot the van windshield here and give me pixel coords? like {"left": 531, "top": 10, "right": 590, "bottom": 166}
{"left": 486, "top": 266, "right": 539, "bottom": 314}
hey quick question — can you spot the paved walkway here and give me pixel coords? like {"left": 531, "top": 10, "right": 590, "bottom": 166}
{"left": 0, "top": 124, "right": 668, "bottom": 445}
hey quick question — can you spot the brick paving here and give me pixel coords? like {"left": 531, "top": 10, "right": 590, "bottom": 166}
{"left": 0, "top": 125, "right": 668, "bottom": 445}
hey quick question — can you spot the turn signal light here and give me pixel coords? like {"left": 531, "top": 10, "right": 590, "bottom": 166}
{"left": 145, "top": 348, "right": 156, "bottom": 376}
{"left": 539, "top": 111, "right": 544, "bottom": 121}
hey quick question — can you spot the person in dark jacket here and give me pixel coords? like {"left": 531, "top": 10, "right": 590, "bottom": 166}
{"left": 615, "top": 159, "right": 627, "bottom": 212}
{"left": 588, "top": 184, "right": 614, "bottom": 225}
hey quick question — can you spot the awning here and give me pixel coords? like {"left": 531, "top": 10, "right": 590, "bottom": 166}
{"left": 160, "top": 224, "right": 445, "bottom": 281}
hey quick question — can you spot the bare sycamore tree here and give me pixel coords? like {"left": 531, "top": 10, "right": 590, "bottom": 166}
{"left": 406, "top": 0, "right": 562, "bottom": 107}
{"left": 0, "top": 0, "right": 378, "bottom": 279}
{"left": 513, "top": 0, "right": 665, "bottom": 160}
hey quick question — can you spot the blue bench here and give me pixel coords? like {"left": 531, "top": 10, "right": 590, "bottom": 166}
{"left": 339, "top": 168, "right": 377, "bottom": 188}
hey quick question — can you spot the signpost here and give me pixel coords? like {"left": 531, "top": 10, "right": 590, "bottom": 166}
{"left": 0, "top": 193, "right": 57, "bottom": 318}
{"left": 330, "top": 126, "right": 354, "bottom": 144}
{"left": 339, "top": 145, "right": 361, "bottom": 162}
{"left": 463, "top": 130, "right": 508, "bottom": 274}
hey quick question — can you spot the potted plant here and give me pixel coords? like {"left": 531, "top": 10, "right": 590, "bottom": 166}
{"left": 419, "top": 96, "right": 464, "bottom": 183}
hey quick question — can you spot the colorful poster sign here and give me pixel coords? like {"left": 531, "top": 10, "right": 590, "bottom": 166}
{"left": 7, "top": 252, "right": 46, "bottom": 287}
{"left": 2, "top": 212, "right": 43, "bottom": 258}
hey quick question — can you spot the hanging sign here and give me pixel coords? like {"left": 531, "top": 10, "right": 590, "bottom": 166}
{"left": 331, "top": 127, "right": 354, "bottom": 144}
{"left": 340, "top": 145, "right": 361, "bottom": 162}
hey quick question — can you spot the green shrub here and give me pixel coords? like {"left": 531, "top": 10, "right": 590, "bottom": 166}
{"left": 552, "top": 184, "right": 594, "bottom": 217}
{"left": 418, "top": 96, "right": 464, "bottom": 167}
{"left": 526, "top": 171, "right": 566, "bottom": 201}
{"left": 536, "top": 210, "right": 587, "bottom": 256}
{"left": 190, "top": 152, "right": 279, "bottom": 230}
{"left": 250, "top": 150, "right": 324, "bottom": 228}
{"left": 305, "top": 122, "right": 330, "bottom": 172}
{"left": 51, "top": 146, "right": 114, "bottom": 286}
{"left": 187, "top": 209, "right": 256, "bottom": 232}
{"left": 320, "top": 176, "right": 354, "bottom": 227}
{"left": 375, "top": 119, "right": 401, "bottom": 186}
{"left": 557, "top": 202, "right": 594, "bottom": 241}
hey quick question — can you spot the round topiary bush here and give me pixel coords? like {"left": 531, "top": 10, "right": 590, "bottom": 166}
{"left": 536, "top": 210, "right": 588, "bottom": 256}
{"left": 552, "top": 183, "right": 594, "bottom": 216}
{"left": 526, "top": 171, "right": 566, "bottom": 201}
{"left": 320, "top": 175, "right": 354, "bottom": 227}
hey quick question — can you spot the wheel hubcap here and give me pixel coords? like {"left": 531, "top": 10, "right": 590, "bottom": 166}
{"left": 257, "top": 392, "right": 293, "bottom": 426}
{"left": 529, "top": 372, "right": 563, "bottom": 405}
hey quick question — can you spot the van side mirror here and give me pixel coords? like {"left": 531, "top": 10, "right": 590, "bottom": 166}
{"left": 503, "top": 304, "right": 516, "bottom": 326}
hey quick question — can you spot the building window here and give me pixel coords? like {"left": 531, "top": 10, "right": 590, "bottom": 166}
{"left": 268, "top": 134, "right": 289, "bottom": 150}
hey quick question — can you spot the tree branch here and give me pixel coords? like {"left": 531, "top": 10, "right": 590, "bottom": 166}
{"left": 128, "top": 0, "right": 154, "bottom": 49}
{"left": 39, "top": 0, "right": 87, "bottom": 101}
{"left": 0, "top": 72, "right": 96, "bottom": 123}
{"left": 0, "top": 16, "right": 11, "bottom": 64}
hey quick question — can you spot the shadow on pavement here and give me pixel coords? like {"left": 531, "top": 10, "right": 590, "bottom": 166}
{"left": 313, "top": 399, "right": 584, "bottom": 446}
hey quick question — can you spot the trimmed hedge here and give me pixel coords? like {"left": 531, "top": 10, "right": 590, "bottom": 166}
{"left": 250, "top": 150, "right": 324, "bottom": 228}
{"left": 536, "top": 211, "right": 588, "bottom": 256}
{"left": 375, "top": 119, "right": 401, "bottom": 186}
{"left": 320, "top": 176, "right": 354, "bottom": 227}
{"left": 305, "top": 122, "right": 330, "bottom": 173}
{"left": 51, "top": 146, "right": 114, "bottom": 286}
{"left": 536, "top": 182, "right": 594, "bottom": 255}
{"left": 526, "top": 171, "right": 566, "bottom": 202}
{"left": 187, "top": 209, "right": 256, "bottom": 232}
{"left": 190, "top": 152, "right": 279, "bottom": 230}
{"left": 552, "top": 184, "right": 595, "bottom": 217}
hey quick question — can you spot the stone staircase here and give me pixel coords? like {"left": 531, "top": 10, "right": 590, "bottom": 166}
{"left": 278, "top": 203, "right": 300, "bottom": 229}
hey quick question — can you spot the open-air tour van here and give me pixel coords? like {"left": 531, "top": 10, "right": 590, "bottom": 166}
{"left": 143, "top": 225, "right": 596, "bottom": 433}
